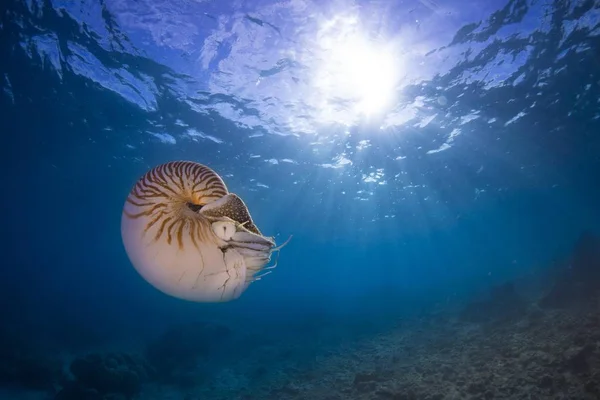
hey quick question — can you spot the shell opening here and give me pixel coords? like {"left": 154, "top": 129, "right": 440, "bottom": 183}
{"left": 187, "top": 202, "right": 204, "bottom": 212}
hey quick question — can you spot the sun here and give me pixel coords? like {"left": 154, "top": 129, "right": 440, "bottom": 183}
{"left": 312, "top": 15, "right": 402, "bottom": 121}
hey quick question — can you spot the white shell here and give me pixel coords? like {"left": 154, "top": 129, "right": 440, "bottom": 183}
{"left": 120, "top": 161, "right": 281, "bottom": 303}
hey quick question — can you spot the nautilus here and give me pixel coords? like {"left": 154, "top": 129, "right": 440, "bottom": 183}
{"left": 121, "top": 161, "right": 288, "bottom": 302}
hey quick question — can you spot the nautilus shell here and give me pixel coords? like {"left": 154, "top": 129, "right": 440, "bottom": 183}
{"left": 121, "top": 161, "right": 287, "bottom": 302}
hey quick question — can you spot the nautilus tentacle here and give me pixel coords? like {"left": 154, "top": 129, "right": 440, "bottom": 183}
{"left": 120, "top": 161, "right": 287, "bottom": 303}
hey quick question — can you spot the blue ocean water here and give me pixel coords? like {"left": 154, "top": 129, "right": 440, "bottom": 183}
{"left": 1, "top": 0, "right": 600, "bottom": 398}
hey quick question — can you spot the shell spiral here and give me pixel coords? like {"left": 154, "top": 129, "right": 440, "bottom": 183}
{"left": 121, "top": 161, "right": 279, "bottom": 302}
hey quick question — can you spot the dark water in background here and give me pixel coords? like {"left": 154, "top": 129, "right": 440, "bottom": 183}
{"left": 1, "top": 0, "right": 600, "bottom": 398}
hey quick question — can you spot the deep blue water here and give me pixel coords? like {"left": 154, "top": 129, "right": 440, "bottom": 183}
{"left": 1, "top": 0, "right": 600, "bottom": 399}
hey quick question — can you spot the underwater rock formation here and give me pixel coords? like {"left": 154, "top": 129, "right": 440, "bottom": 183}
{"left": 540, "top": 231, "right": 600, "bottom": 308}
{"left": 55, "top": 352, "right": 154, "bottom": 400}
{"left": 459, "top": 281, "right": 528, "bottom": 323}
{"left": 145, "top": 321, "right": 231, "bottom": 385}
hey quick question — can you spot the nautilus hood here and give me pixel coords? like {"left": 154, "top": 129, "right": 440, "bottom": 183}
{"left": 199, "top": 193, "right": 263, "bottom": 235}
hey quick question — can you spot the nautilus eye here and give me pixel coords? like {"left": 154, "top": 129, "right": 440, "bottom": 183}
{"left": 120, "top": 161, "right": 288, "bottom": 303}
{"left": 212, "top": 220, "right": 236, "bottom": 241}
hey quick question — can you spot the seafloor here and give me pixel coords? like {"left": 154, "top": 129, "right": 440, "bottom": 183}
{"left": 2, "top": 231, "right": 599, "bottom": 400}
